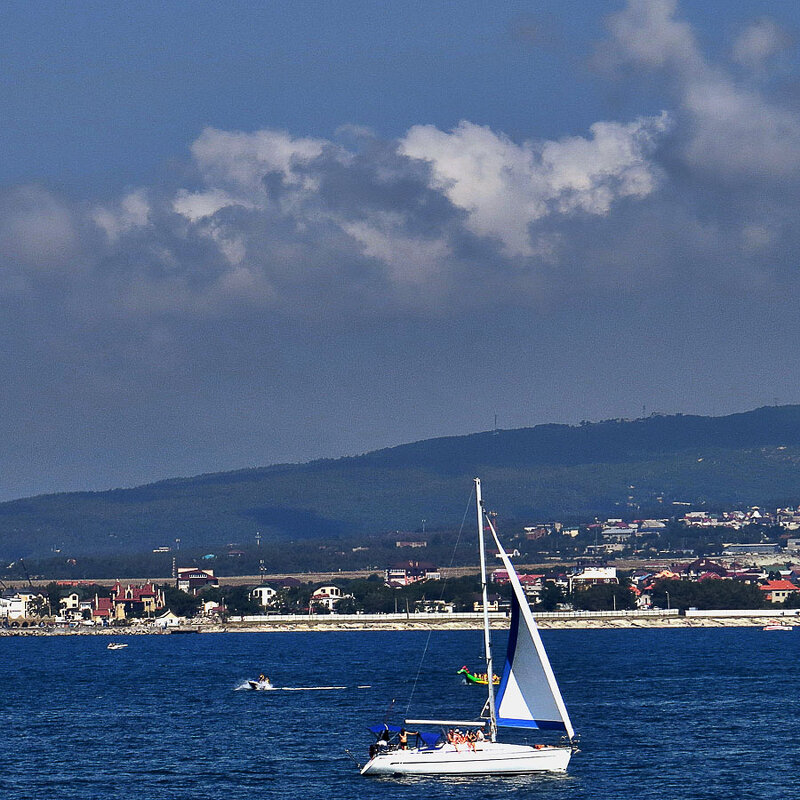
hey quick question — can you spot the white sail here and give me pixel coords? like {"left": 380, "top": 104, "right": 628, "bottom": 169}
{"left": 487, "top": 523, "right": 574, "bottom": 739}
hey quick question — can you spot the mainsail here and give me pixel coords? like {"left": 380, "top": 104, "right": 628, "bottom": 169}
{"left": 487, "top": 523, "right": 574, "bottom": 739}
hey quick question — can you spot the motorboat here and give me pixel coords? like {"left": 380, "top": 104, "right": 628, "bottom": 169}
{"left": 247, "top": 676, "right": 273, "bottom": 690}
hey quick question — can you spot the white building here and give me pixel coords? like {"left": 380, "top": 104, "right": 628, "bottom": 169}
{"left": 414, "top": 599, "right": 454, "bottom": 613}
{"left": 59, "top": 592, "right": 81, "bottom": 612}
{"left": 0, "top": 595, "right": 26, "bottom": 620}
{"left": 154, "top": 610, "right": 184, "bottom": 628}
{"left": 569, "top": 566, "right": 618, "bottom": 593}
{"left": 311, "top": 585, "right": 351, "bottom": 612}
{"left": 0, "top": 589, "right": 46, "bottom": 620}
{"left": 251, "top": 586, "right": 278, "bottom": 608}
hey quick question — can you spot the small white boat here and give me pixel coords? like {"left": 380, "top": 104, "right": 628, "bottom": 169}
{"left": 247, "top": 677, "right": 273, "bottom": 690}
{"left": 763, "top": 624, "right": 793, "bottom": 631}
{"left": 360, "top": 478, "right": 576, "bottom": 777}
{"left": 107, "top": 642, "right": 128, "bottom": 650}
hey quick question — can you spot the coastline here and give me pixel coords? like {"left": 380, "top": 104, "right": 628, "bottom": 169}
{"left": 2, "top": 611, "right": 797, "bottom": 635}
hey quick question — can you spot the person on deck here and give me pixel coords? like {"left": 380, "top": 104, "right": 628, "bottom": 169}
{"left": 398, "top": 728, "right": 417, "bottom": 750}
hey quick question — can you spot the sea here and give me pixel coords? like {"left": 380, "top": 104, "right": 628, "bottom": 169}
{"left": 0, "top": 626, "right": 796, "bottom": 800}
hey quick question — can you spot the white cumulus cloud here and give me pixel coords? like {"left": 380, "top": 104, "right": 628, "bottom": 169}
{"left": 399, "top": 116, "right": 668, "bottom": 256}
{"left": 189, "top": 127, "right": 327, "bottom": 197}
{"left": 172, "top": 189, "right": 252, "bottom": 222}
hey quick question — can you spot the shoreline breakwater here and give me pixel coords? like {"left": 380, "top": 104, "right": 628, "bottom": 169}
{"left": 2, "top": 609, "right": 798, "bottom": 635}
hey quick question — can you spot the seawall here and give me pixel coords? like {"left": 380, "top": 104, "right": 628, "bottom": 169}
{"left": 4, "top": 609, "right": 798, "bottom": 635}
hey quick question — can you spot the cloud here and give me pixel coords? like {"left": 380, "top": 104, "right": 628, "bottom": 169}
{"left": 93, "top": 189, "right": 151, "bottom": 242}
{"left": 0, "top": 185, "right": 78, "bottom": 270}
{"left": 399, "top": 115, "right": 668, "bottom": 257}
{"left": 189, "top": 127, "right": 327, "bottom": 197}
{"left": 602, "top": 0, "right": 800, "bottom": 184}
{"left": 172, "top": 189, "right": 252, "bottom": 222}
{"left": 731, "top": 17, "right": 793, "bottom": 71}
{"left": 4, "top": 0, "right": 800, "bottom": 330}
{"left": 601, "top": 0, "right": 701, "bottom": 73}
{"left": 342, "top": 215, "right": 452, "bottom": 287}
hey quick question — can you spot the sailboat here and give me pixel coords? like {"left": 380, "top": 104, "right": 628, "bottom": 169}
{"left": 360, "top": 478, "right": 576, "bottom": 776}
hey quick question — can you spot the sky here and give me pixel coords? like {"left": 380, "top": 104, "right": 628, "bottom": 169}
{"left": 2, "top": 0, "right": 800, "bottom": 501}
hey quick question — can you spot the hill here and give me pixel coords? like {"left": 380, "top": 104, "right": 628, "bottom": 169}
{"left": 2, "top": 405, "right": 800, "bottom": 561}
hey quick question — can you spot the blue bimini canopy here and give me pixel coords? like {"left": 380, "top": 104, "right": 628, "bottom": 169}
{"left": 368, "top": 724, "right": 440, "bottom": 750}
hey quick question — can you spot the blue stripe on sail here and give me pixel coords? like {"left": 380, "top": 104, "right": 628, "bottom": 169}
{"left": 493, "top": 594, "right": 519, "bottom": 710}
{"left": 494, "top": 590, "right": 567, "bottom": 732}
{"left": 496, "top": 717, "right": 567, "bottom": 731}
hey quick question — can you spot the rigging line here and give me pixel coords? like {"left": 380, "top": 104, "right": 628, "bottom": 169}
{"left": 404, "top": 483, "right": 476, "bottom": 718}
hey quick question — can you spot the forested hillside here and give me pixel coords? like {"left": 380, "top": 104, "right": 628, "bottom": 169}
{"left": 2, "top": 405, "right": 800, "bottom": 560}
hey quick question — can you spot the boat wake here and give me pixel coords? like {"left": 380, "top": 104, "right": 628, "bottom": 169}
{"left": 279, "top": 685, "right": 346, "bottom": 691}
{"left": 235, "top": 682, "right": 371, "bottom": 692}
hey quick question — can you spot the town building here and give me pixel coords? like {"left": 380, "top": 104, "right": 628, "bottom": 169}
{"left": 679, "top": 559, "right": 728, "bottom": 580}
{"left": 0, "top": 593, "right": 27, "bottom": 620}
{"left": 722, "top": 543, "right": 781, "bottom": 556}
{"left": 0, "top": 588, "right": 46, "bottom": 621}
{"left": 385, "top": 560, "right": 440, "bottom": 586}
{"left": 472, "top": 593, "right": 509, "bottom": 613}
{"left": 92, "top": 596, "right": 114, "bottom": 624}
{"left": 251, "top": 585, "right": 278, "bottom": 608}
{"left": 760, "top": 580, "right": 799, "bottom": 604}
{"left": 414, "top": 599, "right": 454, "bottom": 613}
{"left": 310, "top": 585, "right": 351, "bottom": 611}
{"left": 110, "top": 582, "right": 164, "bottom": 620}
{"left": 177, "top": 568, "right": 219, "bottom": 594}
{"left": 568, "top": 566, "right": 618, "bottom": 593}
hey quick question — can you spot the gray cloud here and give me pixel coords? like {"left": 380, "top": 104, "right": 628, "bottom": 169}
{"left": 602, "top": 0, "right": 800, "bottom": 186}
{"left": 731, "top": 17, "right": 794, "bottom": 71}
{"left": 0, "top": 185, "right": 79, "bottom": 271}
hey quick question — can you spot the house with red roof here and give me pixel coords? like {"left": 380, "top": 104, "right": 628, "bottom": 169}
{"left": 110, "top": 582, "right": 164, "bottom": 620}
{"left": 680, "top": 559, "right": 728, "bottom": 579}
{"left": 92, "top": 596, "right": 114, "bottom": 624}
{"left": 760, "top": 580, "right": 799, "bottom": 604}
{"left": 177, "top": 568, "right": 219, "bottom": 595}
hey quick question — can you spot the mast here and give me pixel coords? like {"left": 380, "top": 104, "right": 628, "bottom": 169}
{"left": 475, "top": 478, "right": 498, "bottom": 742}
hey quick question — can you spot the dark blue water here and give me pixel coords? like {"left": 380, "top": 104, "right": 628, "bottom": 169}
{"left": 0, "top": 628, "right": 796, "bottom": 799}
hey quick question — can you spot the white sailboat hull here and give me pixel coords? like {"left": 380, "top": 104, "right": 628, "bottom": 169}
{"left": 361, "top": 742, "right": 571, "bottom": 776}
